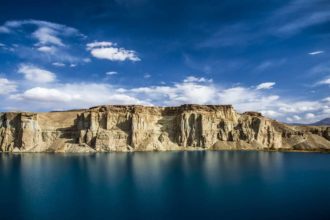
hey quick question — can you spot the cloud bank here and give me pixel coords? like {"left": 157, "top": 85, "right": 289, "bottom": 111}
{"left": 2, "top": 72, "right": 328, "bottom": 124}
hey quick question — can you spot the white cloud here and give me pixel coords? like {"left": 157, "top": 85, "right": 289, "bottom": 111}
{"left": 1, "top": 74, "right": 329, "bottom": 123}
{"left": 119, "top": 77, "right": 279, "bottom": 116}
{"left": 121, "top": 76, "right": 329, "bottom": 123}
{"left": 106, "top": 71, "right": 118, "bottom": 75}
{"left": 217, "top": 87, "right": 255, "bottom": 105}
{"left": 260, "top": 110, "right": 282, "bottom": 117}
{"left": 37, "top": 46, "right": 57, "bottom": 53}
{"left": 286, "top": 115, "right": 302, "bottom": 123}
{"left": 3, "top": 19, "right": 79, "bottom": 35}
{"left": 32, "top": 27, "right": 64, "bottom": 46}
{"left": 0, "top": 19, "right": 86, "bottom": 64}
{"left": 18, "top": 64, "right": 56, "bottom": 83}
{"left": 305, "top": 113, "right": 315, "bottom": 119}
{"left": 11, "top": 87, "right": 77, "bottom": 102}
{"left": 86, "top": 41, "right": 113, "bottom": 49}
{"left": 144, "top": 74, "right": 151, "bottom": 78}
{"left": 218, "top": 88, "right": 279, "bottom": 112}
{"left": 286, "top": 117, "right": 293, "bottom": 122}
{"left": 318, "top": 78, "right": 330, "bottom": 85}
{"left": 0, "top": 77, "right": 17, "bottom": 95}
{"left": 90, "top": 47, "right": 140, "bottom": 62}
{"left": 293, "top": 115, "right": 301, "bottom": 121}
{"left": 323, "top": 97, "right": 330, "bottom": 102}
{"left": 322, "top": 108, "right": 330, "bottom": 114}
{"left": 279, "top": 101, "right": 322, "bottom": 113}
{"left": 0, "top": 26, "right": 10, "bottom": 33}
{"left": 14, "top": 44, "right": 81, "bottom": 64}
{"left": 87, "top": 41, "right": 140, "bottom": 62}
{"left": 0, "top": 19, "right": 80, "bottom": 46}
{"left": 256, "top": 82, "right": 275, "bottom": 90}
{"left": 183, "top": 76, "right": 213, "bottom": 83}
{"left": 52, "top": 62, "right": 66, "bottom": 67}
{"left": 129, "top": 77, "right": 217, "bottom": 105}
{"left": 308, "top": 50, "right": 324, "bottom": 55}
{"left": 10, "top": 83, "right": 148, "bottom": 110}
{"left": 125, "top": 77, "right": 280, "bottom": 111}
{"left": 83, "top": 58, "right": 91, "bottom": 63}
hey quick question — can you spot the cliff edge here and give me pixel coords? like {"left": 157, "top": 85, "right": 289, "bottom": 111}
{"left": 0, "top": 104, "right": 329, "bottom": 152}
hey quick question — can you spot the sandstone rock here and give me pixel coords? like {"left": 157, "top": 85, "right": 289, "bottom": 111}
{"left": 0, "top": 104, "right": 329, "bottom": 153}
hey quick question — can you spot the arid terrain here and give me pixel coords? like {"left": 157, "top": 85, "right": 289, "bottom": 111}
{"left": 0, "top": 105, "right": 329, "bottom": 153}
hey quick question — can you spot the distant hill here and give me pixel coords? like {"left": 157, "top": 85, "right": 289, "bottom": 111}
{"left": 290, "top": 118, "right": 330, "bottom": 126}
{"left": 309, "top": 118, "right": 330, "bottom": 126}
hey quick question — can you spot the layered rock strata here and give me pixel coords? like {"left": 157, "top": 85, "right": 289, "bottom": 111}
{"left": 0, "top": 105, "right": 329, "bottom": 152}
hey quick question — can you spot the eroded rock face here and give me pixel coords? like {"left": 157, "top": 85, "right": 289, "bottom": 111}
{"left": 0, "top": 105, "right": 329, "bottom": 152}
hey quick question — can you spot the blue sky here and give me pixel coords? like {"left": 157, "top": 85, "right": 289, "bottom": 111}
{"left": 0, "top": 0, "right": 329, "bottom": 123}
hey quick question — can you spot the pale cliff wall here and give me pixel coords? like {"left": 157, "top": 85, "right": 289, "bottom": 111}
{"left": 0, "top": 105, "right": 329, "bottom": 152}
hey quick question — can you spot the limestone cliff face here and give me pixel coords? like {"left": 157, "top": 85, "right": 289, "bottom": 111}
{"left": 0, "top": 105, "right": 329, "bottom": 152}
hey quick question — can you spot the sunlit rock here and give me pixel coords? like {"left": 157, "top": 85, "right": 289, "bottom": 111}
{"left": 0, "top": 105, "right": 329, "bottom": 152}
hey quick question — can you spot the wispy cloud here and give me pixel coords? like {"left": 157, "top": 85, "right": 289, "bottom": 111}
{"left": 198, "top": 0, "right": 330, "bottom": 49}
{"left": 256, "top": 82, "right": 276, "bottom": 90}
{"left": 0, "top": 26, "right": 10, "bottom": 33}
{"left": 0, "top": 19, "right": 86, "bottom": 65}
{"left": 106, "top": 71, "right": 118, "bottom": 75}
{"left": 144, "top": 73, "right": 151, "bottom": 79}
{"left": 317, "top": 77, "right": 330, "bottom": 85}
{"left": 52, "top": 62, "right": 66, "bottom": 67}
{"left": 254, "top": 59, "right": 287, "bottom": 72}
{"left": 0, "top": 19, "right": 81, "bottom": 45}
{"left": 32, "top": 27, "right": 65, "bottom": 46}
{"left": 276, "top": 10, "right": 330, "bottom": 35}
{"left": 1, "top": 19, "right": 79, "bottom": 34}
{"left": 37, "top": 46, "right": 57, "bottom": 53}
{"left": 18, "top": 64, "right": 56, "bottom": 83}
{"left": 308, "top": 50, "right": 324, "bottom": 55}
{"left": 0, "top": 77, "right": 17, "bottom": 95}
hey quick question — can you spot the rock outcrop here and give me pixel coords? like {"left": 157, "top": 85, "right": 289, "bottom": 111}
{"left": 0, "top": 105, "right": 329, "bottom": 153}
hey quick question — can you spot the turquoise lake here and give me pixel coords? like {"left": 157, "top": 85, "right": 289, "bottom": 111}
{"left": 0, "top": 151, "right": 329, "bottom": 220}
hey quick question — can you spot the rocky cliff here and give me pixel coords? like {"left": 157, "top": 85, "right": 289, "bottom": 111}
{"left": 0, "top": 105, "right": 329, "bottom": 152}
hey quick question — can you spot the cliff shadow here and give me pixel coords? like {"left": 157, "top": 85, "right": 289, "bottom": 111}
{"left": 156, "top": 115, "right": 178, "bottom": 144}
{"left": 56, "top": 116, "right": 82, "bottom": 144}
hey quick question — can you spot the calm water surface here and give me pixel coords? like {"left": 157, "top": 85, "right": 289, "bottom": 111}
{"left": 0, "top": 151, "right": 329, "bottom": 220}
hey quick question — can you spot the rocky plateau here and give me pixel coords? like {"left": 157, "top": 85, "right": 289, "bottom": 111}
{"left": 0, "top": 104, "right": 329, "bottom": 153}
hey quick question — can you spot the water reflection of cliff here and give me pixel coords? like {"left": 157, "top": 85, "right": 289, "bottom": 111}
{"left": 0, "top": 152, "right": 294, "bottom": 219}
